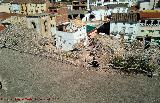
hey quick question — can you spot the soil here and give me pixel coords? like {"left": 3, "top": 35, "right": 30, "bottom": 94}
{"left": 0, "top": 48, "right": 160, "bottom": 103}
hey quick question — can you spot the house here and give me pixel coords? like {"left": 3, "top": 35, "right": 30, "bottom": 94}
{"left": 90, "top": 0, "right": 131, "bottom": 6}
{"left": 26, "top": 13, "right": 52, "bottom": 38}
{"left": 48, "top": 2, "right": 68, "bottom": 25}
{"left": 138, "top": 0, "right": 158, "bottom": 10}
{"left": 10, "top": 2, "right": 21, "bottom": 13}
{"left": 110, "top": 13, "right": 139, "bottom": 41}
{"left": 27, "top": 0, "right": 50, "bottom": 15}
{"left": 50, "top": 14, "right": 56, "bottom": 36}
{"left": 106, "top": 4, "right": 129, "bottom": 15}
{"left": 0, "top": 0, "right": 49, "bottom": 15}
{"left": 55, "top": 19, "right": 88, "bottom": 51}
{"left": 81, "top": 6, "right": 108, "bottom": 22}
{"left": 0, "top": 0, "right": 11, "bottom": 13}
{"left": 138, "top": 11, "right": 160, "bottom": 44}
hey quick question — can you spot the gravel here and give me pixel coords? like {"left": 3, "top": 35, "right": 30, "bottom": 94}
{"left": 0, "top": 48, "right": 160, "bottom": 103}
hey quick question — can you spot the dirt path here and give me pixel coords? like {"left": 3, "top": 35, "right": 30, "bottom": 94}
{"left": 0, "top": 48, "right": 160, "bottom": 103}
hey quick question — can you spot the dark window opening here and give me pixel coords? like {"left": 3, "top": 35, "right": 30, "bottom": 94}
{"left": 143, "top": 8, "right": 145, "bottom": 10}
{"left": 148, "top": 30, "right": 154, "bottom": 33}
{"left": 54, "top": 10, "right": 57, "bottom": 12}
{"left": 80, "top": 14, "right": 85, "bottom": 19}
{"left": 153, "top": 20, "right": 158, "bottom": 25}
{"left": 146, "top": 20, "right": 151, "bottom": 25}
{"left": 44, "top": 20, "right": 47, "bottom": 32}
{"left": 68, "top": 15, "right": 72, "bottom": 19}
{"left": 140, "top": 20, "right": 145, "bottom": 23}
{"left": 73, "top": 14, "right": 79, "bottom": 18}
{"left": 35, "top": 10, "right": 38, "bottom": 13}
{"left": 89, "top": 14, "right": 95, "bottom": 20}
{"left": 81, "top": 1, "right": 85, "bottom": 4}
{"left": 73, "top": 6, "right": 79, "bottom": 10}
{"left": 137, "top": 37, "right": 143, "bottom": 41}
{"left": 31, "top": 22, "right": 36, "bottom": 29}
{"left": 73, "top": 1, "right": 79, "bottom": 5}
{"left": 104, "top": 0, "right": 110, "bottom": 2}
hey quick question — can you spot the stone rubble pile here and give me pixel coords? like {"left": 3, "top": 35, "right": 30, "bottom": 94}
{"left": 0, "top": 23, "right": 41, "bottom": 54}
{"left": 0, "top": 20, "right": 78, "bottom": 66}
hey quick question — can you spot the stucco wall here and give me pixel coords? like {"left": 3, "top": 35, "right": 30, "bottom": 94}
{"left": 26, "top": 17, "right": 41, "bottom": 34}
{"left": 27, "top": 15, "right": 52, "bottom": 38}
{"left": 139, "top": 2, "right": 153, "bottom": 10}
{"left": 110, "top": 22, "right": 139, "bottom": 41}
{"left": 40, "top": 15, "right": 51, "bottom": 38}
{"left": 50, "top": 16, "right": 56, "bottom": 36}
{"left": 20, "top": 4, "right": 27, "bottom": 15}
{"left": 55, "top": 26, "right": 88, "bottom": 51}
{"left": 27, "top": 3, "right": 47, "bottom": 15}
{"left": 10, "top": 4, "right": 20, "bottom": 13}
{"left": 0, "top": 3, "right": 11, "bottom": 13}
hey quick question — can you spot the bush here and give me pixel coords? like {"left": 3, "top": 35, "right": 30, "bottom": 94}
{"left": 111, "top": 55, "right": 158, "bottom": 77}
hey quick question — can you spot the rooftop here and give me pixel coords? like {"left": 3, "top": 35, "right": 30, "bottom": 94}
{"left": 26, "top": 13, "right": 52, "bottom": 17}
{"left": 0, "top": 12, "right": 24, "bottom": 20}
{"left": 111, "top": 13, "right": 139, "bottom": 22}
{"left": 68, "top": 10, "right": 86, "bottom": 15}
{"left": 107, "top": 4, "right": 128, "bottom": 9}
{"left": 2, "top": 0, "right": 46, "bottom": 4}
{"left": 140, "top": 11, "right": 160, "bottom": 19}
{"left": 90, "top": 6, "right": 108, "bottom": 10}
{"left": 71, "top": 18, "right": 86, "bottom": 27}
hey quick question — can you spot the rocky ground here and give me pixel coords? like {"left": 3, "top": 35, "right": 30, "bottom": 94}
{"left": 0, "top": 48, "right": 160, "bottom": 103}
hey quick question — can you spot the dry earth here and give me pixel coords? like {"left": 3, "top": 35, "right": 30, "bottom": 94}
{"left": 0, "top": 48, "right": 160, "bottom": 103}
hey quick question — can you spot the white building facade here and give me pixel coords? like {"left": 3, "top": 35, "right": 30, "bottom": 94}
{"left": 55, "top": 22, "right": 88, "bottom": 51}
{"left": 110, "top": 13, "right": 139, "bottom": 41}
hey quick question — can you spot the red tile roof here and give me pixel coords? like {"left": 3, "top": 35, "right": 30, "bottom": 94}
{"left": 140, "top": 11, "right": 160, "bottom": 19}
{"left": 0, "top": 12, "right": 24, "bottom": 20}
{"left": 2, "top": 0, "right": 46, "bottom": 4}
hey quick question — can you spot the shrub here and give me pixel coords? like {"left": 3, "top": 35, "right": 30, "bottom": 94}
{"left": 111, "top": 55, "right": 158, "bottom": 77}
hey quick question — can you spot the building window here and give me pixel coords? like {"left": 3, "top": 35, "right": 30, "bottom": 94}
{"left": 31, "top": 22, "right": 36, "bottom": 29}
{"left": 141, "top": 30, "right": 144, "bottom": 32}
{"left": 44, "top": 20, "right": 47, "bottom": 32}
{"left": 63, "top": 40, "right": 66, "bottom": 44}
{"left": 130, "top": 23, "right": 133, "bottom": 25}
{"left": 146, "top": 20, "right": 152, "bottom": 25}
{"left": 153, "top": 20, "right": 158, "bottom": 25}
{"left": 148, "top": 30, "right": 154, "bottom": 33}
{"left": 140, "top": 20, "right": 145, "bottom": 23}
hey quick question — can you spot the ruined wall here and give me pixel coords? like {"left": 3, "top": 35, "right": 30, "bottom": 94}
{"left": 55, "top": 4, "right": 68, "bottom": 25}
{"left": 40, "top": 15, "right": 52, "bottom": 38}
